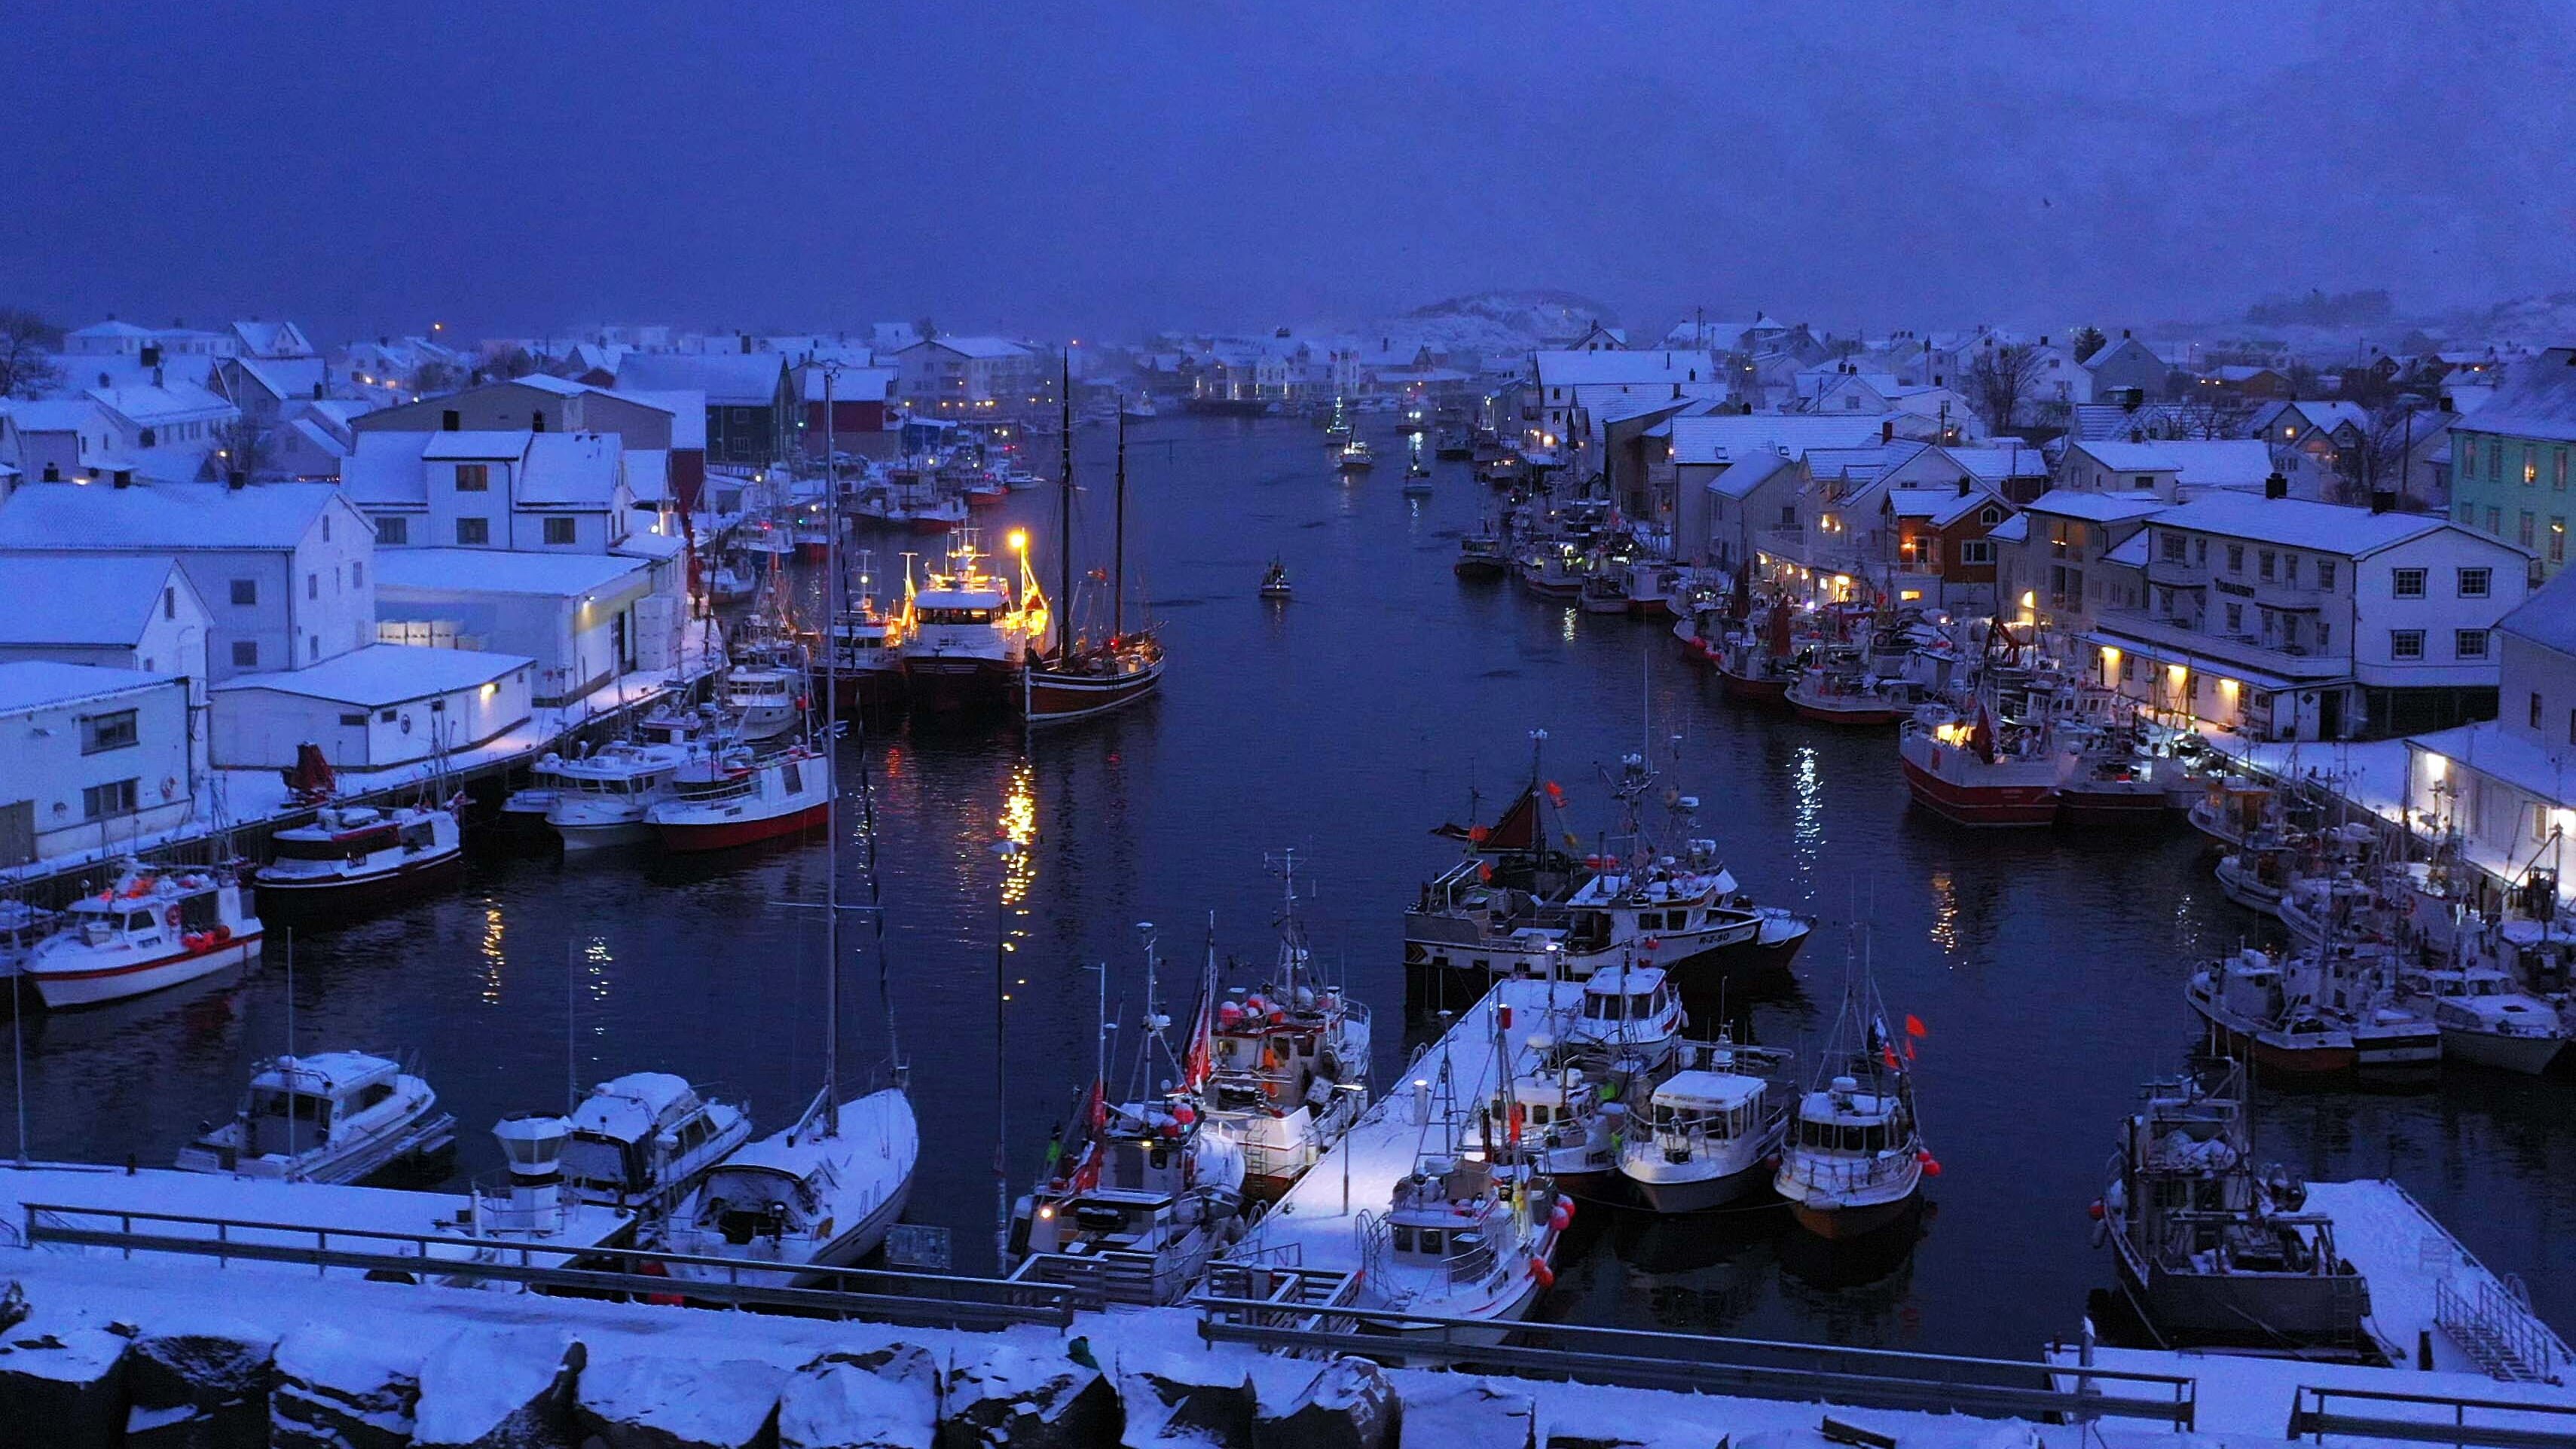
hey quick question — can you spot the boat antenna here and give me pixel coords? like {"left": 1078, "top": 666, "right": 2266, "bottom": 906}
{"left": 1114, "top": 411, "right": 1127, "bottom": 640}
{"left": 11, "top": 955, "right": 26, "bottom": 1166}
{"left": 1057, "top": 353, "right": 1074, "bottom": 664}
{"left": 820, "top": 362, "right": 847, "bottom": 1138}
{"left": 567, "top": 937, "right": 579, "bottom": 1117}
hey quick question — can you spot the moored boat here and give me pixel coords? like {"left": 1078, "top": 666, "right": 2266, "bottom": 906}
{"left": 899, "top": 529, "right": 1047, "bottom": 714}
{"left": 1897, "top": 709, "right": 2058, "bottom": 827}
{"left": 1619, "top": 1032, "right": 1793, "bottom": 1214}
{"left": 2400, "top": 964, "right": 2568, "bottom": 1075}
{"left": 22, "top": 865, "right": 263, "bottom": 1010}
{"left": 253, "top": 802, "right": 463, "bottom": 919}
{"left": 1776, "top": 968, "right": 1927, "bottom": 1242}
{"left": 662, "top": 1086, "right": 918, "bottom": 1289}
{"left": 543, "top": 740, "right": 692, "bottom": 851}
{"left": 2185, "top": 947, "right": 2358, "bottom": 1076}
{"left": 559, "top": 1071, "right": 753, "bottom": 1216}
{"left": 648, "top": 742, "right": 832, "bottom": 853}
{"left": 176, "top": 1051, "right": 457, "bottom": 1185}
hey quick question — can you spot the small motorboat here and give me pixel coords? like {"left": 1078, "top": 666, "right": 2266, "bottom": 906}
{"left": 253, "top": 802, "right": 464, "bottom": 920}
{"left": 1260, "top": 560, "right": 1293, "bottom": 601}
{"left": 558, "top": 1071, "right": 753, "bottom": 1216}
{"left": 1335, "top": 438, "right": 1374, "bottom": 472}
{"left": 1620, "top": 1033, "right": 1793, "bottom": 1213}
{"left": 21, "top": 865, "right": 263, "bottom": 1009}
{"left": 176, "top": 1051, "right": 457, "bottom": 1185}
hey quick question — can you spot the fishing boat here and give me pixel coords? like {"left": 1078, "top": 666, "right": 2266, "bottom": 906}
{"left": 1007, "top": 931, "right": 1248, "bottom": 1307}
{"left": 542, "top": 739, "right": 692, "bottom": 851}
{"left": 2214, "top": 842, "right": 2295, "bottom": 918}
{"left": 1335, "top": 437, "right": 1375, "bottom": 472}
{"left": 895, "top": 491, "right": 969, "bottom": 535}
{"left": 1434, "top": 427, "right": 1473, "bottom": 460}
{"left": 720, "top": 663, "right": 805, "bottom": 742}
{"left": 2398, "top": 964, "right": 2568, "bottom": 1075}
{"left": 705, "top": 561, "right": 755, "bottom": 606}
{"left": 1259, "top": 560, "right": 1293, "bottom": 600}
{"left": 1481, "top": 1053, "right": 1626, "bottom": 1197}
{"left": 1775, "top": 968, "right": 1927, "bottom": 1242}
{"left": 899, "top": 529, "right": 1047, "bottom": 714}
{"left": 1120, "top": 392, "right": 1158, "bottom": 421}
{"left": 1454, "top": 530, "right": 1509, "bottom": 579}
{"left": 1620, "top": 1032, "right": 1793, "bottom": 1213}
{"left": 2184, "top": 947, "right": 2357, "bottom": 1076}
{"left": 1897, "top": 704, "right": 2057, "bottom": 827}
{"left": 1578, "top": 571, "right": 1629, "bottom": 614}
{"left": 252, "top": 802, "right": 463, "bottom": 919}
{"left": 21, "top": 865, "right": 263, "bottom": 1009}
{"left": 2189, "top": 778, "right": 2281, "bottom": 851}
{"left": 1205, "top": 859, "right": 1371, "bottom": 1191}
{"left": 793, "top": 518, "right": 833, "bottom": 562}
{"left": 1518, "top": 545, "right": 1585, "bottom": 601}
{"left": 819, "top": 593, "right": 906, "bottom": 712}
{"left": 962, "top": 475, "right": 1010, "bottom": 509}
{"left": 2052, "top": 723, "right": 2174, "bottom": 824}
{"left": 559, "top": 1072, "right": 753, "bottom": 1217}
{"left": 1558, "top": 961, "right": 1685, "bottom": 1075}
{"left": 1023, "top": 408, "right": 1167, "bottom": 726}
{"left": 648, "top": 742, "right": 831, "bottom": 853}
{"left": 2098, "top": 1067, "right": 2372, "bottom": 1351}
{"left": 1355, "top": 1151, "right": 1569, "bottom": 1346}
{"left": 1715, "top": 604, "right": 1798, "bottom": 704}
{"left": 1785, "top": 653, "right": 1913, "bottom": 726}
{"left": 176, "top": 1051, "right": 457, "bottom": 1185}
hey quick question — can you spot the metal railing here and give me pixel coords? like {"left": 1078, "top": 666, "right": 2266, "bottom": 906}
{"left": 1196, "top": 1297, "right": 2196, "bottom": 1428}
{"left": 2287, "top": 1383, "right": 2576, "bottom": 1448}
{"left": 21, "top": 1202, "right": 1069, "bottom": 1331}
{"left": 2438, "top": 1275, "right": 2565, "bottom": 1384}
{"left": 1007, "top": 1249, "right": 1162, "bottom": 1310}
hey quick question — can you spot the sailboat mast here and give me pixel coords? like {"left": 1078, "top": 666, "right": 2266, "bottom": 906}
{"left": 822, "top": 365, "right": 844, "bottom": 1131}
{"left": 1057, "top": 354, "right": 1074, "bottom": 663}
{"left": 1114, "top": 411, "right": 1127, "bottom": 639}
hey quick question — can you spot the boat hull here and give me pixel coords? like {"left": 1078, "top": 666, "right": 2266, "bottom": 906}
{"left": 1628, "top": 1157, "right": 1771, "bottom": 1215}
{"left": 252, "top": 850, "right": 465, "bottom": 922}
{"left": 1786, "top": 1189, "right": 1919, "bottom": 1242}
{"left": 902, "top": 656, "right": 1019, "bottom": 713}
{"left": 1024, "top": 657, "right": 1166, "bottom": 726}
{"left": 31, "top": 933, "right": 265, "bottom": 1010}
{"left": 552, "top": 818, "right": 655, "bottom": 852}
{"left": 1900, "top": 754, "right": 2058, "bottom": 827}
{"left": 2055, "top": 785, "right": 2174, "bottom": 824}
{"left": 1788, "top": 696, "right": 1905, "bottom": 726}
{"left": 656, "top": 800, "right": 831, "bottom": 853}
{"left": 2188, "top": 997, "right": 2358, "bottom": 1076}
{"left": 1715, "top": 666, "right": 1790, "bottom": 705}
{"left": 2440, "top": 1027, "right": 2565, "bottom": 1075}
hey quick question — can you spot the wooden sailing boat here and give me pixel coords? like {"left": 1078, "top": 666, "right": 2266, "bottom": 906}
{"left": 1024, "top": 357, "right": 1168, "bottom": 726}
{"left": 664, "top": 434, "right": 919, "bottom": 1285}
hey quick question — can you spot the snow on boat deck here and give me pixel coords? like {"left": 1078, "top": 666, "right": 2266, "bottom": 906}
{"left": 2299, "top": 1178, "right": 2574, "bottom": 1377}
{"left": 0, "top": 1160, "right": 637, "bottom": 1272}
{"left": 2046, "top": 1344, "right": 2576, "bottom": 1446}
{"left": 1227, "top": 977, "right": 1581, "bottom": 1276}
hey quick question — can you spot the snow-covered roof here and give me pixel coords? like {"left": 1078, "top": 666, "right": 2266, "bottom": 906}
{"left": 1945, "top": 442, "right": 2051, "bottom": 479}
{"left": 2, "top": 399, "right": 106, "bottom": 433}
{"left": 87, "top": 382, "right": 234, "bottom": 426}
{"left": 1534, "top": 350, "right": 1721, "bottom": 388}
{"left": 510, "top": 374, "right": 590, "bottom": 397}
{"left": 2146, "top": 495, "right": 2489, "bottom": 558}
{"left": 570, "top": 1072, "right": 698, "bottom": 1143}
{"left": 622, "top": 450, "right": 669, "bottom": 505}
{"left": 2073, "top": 440, "right": 2278, "bottom": 489}
{"left": 613, "top": 354, "right": 785, "bottom": 407}
{"left": 227, "top": 356, "right": 329, "bottom": 404}
{"left": 2019, "top": 488, "right": 2170, "bottom": 523}
{"left": 213, "top": 643, "right": 531, "bottom": 707}
{"left": 0, "top": 558, "right": 188, "bottom": 647}
{"left": 1986, "top": 512, "right": 2030, "bottom": 543}
{"left": 2458, "top": 347, "right": 2576, "bottom": 443}
{"left": 2407, "top": 720, "right": 2576, "bottom": 807}
{"left": 1653, "top": 1069, "right": 1766, "bottom": 1110}
{"left": 2103, "top": 530, "right": 2150, "bottom": 567}
{"left": 1704, "top": 452, "right": 1795, "bottom": 500}
{"left": 340, "top": 432, "right": 432, "bottom": 507}
{"left": 373, "top": 547, "right": 649, "bottom": 598}
{"left": 801, "top": 367, "right": 896, "bottom": 403}
{"left": 907, "top": 335, "right": 1028, "bottom": 361}
{"left": 421, "top": 430, "right": 533, "bottom": 460}
{"left": 0, "top": 481, "right": 345, "bottom": 552}
{"left": 1667, "top": 414, "right": 1887, "bottom": 466}
{"left": 0, "top": 660, "right": 176, "bottom": 714}
{"left": 518, "top": 433, "right": 622, "bottom": 507}
{"left": 68, "top": 319, "right": 156, "bottom": 341}
{"left": 2497, "top": 567, "right": 2576, "bottom": 658}
{"left": 614, "top": 530, "right": 684, "bottom": 561}
{"left": 228, "top": 320, "right": 313, "bottom": 358}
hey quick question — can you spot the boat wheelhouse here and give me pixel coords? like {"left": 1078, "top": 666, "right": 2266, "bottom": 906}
{"left": 899, "top": 531, "right": 1047, "bottom": 714}
{"left": 176, "top": 1051, "right": 456, "bottom": 1185}
{"left": 1355, "top": 1153, "right": 1567, "bottom": 1345}
{"left": 1620, "top": 1035, "right": 1792, "bottom": 1214}
{"left": 1008, "top": 1095, "right": 1247, "bottom": 1307}
{"left": 559, "top": 1071, "right": 753, "bottom": 1215}
{"left": 542, "top": 740, "right": 692, "bottom": 851}
{"left": 721, "top": 664, "right": 804, "bottom": 741}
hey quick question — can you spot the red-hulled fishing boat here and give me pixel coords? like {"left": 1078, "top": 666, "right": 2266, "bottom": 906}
{"left": 1024, "top": 370, "right": 1167, "bottom": 727}
{"left": 1897, "top": 704, "right": 2059, "bottom": 827}
{"left": 648, "top": 743, "right": 831, "bottom": 852}
{"left": 1714, "top": 600, "right": 1797, "bottom": 704}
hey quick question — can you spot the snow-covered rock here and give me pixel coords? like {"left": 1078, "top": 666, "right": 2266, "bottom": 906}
{"left": 576, "top": 1352, "right": 789, "bottom": 1449}
{"left": 938, "top": 1340, "right": 1118, "bottom": 1449}
{"left": 122, "top": 1313, "right": 280, "bottom": 1448}
{"left": 269, "top": 1319, "right": 424, "bottom": 1449}
{"left": 0, "top": 1319, "right": 133, "bottom": 1449}
{"left": 1115, "top": 1347, "right": 1255, "bottom": 1447}
{"left": 414, "top": 1327, "right": 585, "bottom": 1449}
{"left": 0, "top": 1280, "right": 27, "bottom": 1336}
{"left": 1256, "top": 1357, "right": 1398, "bottom": 1449}
{"left": 779, "top": 1345, "right": 940, "bottom": 1449}
{"left": 1396, "top": 1376, "right": 1533, "bottom": 1449}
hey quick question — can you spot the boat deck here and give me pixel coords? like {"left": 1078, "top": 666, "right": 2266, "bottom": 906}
{"left": 2301, "top": 1178, "right": 2573, "bottom": 1380}
{"left": 1223, "top": 977, "right": 1581, "bottom": 1278}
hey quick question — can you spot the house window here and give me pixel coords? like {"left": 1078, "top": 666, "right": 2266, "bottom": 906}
{"left": 80, "top": 710, "right": 138, "bottom": 754}
{"left": 2195, "top": 538, "right": 2209, "bottom": 565}
{"left": 322, "top": 515, "right": 331, "bottom": 543}
{"left": 2532, "top": 692, "right": 2544, "bottom": 729}
{"left": 2390, "top": 629, "right": 2425, "bottom": 660}
{"left": 229, "top": 579, "right": 257, "bottom": 607}
{"left": 81, "top": 779, "right": 138, "bottom": 821}
{"left": 2455, "top": 629, "right": 2490, "bottom": 661}
{"left": 2161, "top": 532, "right": 2186, "bottom": 562}
{"left": 231, "top": 640, "right": 257, "bottom": 668}
{"left": 1980, "top": 506, "right": 2002, "bottom": 525}
{"left": 2224, "top": 602, "right": 2242, "bottom": 633}
{"left": 1959, "top": 539, "right": 1996, "bottom": 565}
{"left": 2487, "top": 507, "right": 2502, "bottom": 536}
{"left": 2521, "top": 511, "right": 2537, "bottom": 549}
{"left": 544, "top": 517, "right": 577, "bottom": 546}
{"left": 2226, "top": 544, "right": 2244, "bottom": 573}
{"left": 2553, "top": 518, "right": 2568, "bottom": 564}
{"left": 457, "top": 517, "right": 490, "bottom": 546}
{"left": 377, "top": 515, "right": 408, "bottom": 545}
{"left": 138, "top": 426, "right": 156, "bottom": 448}
{"left": 338, "top": 712, "right": 367, "bottom": 726}
{"left": 2316, "top": 561, "right": 2336, "bottom": 591}
{"left": 307, "top": 573, "right": 318, "bottom": 601}
{"left": 2525, "top": 445, "right": 2538, "bottom": 485}
{"left": 351, "top": 562, "right": 364, "bottom": 588}
{"left": 2258, "top": 550, "right": 2275, "bottom": 580}
{"left": 2458, "top": 567, "right": 2492, "bottom": 598}
{"left": 2391, "top": 567, "right": 2426, "bottom": 598}
{"left": 161, "top": 587, "right": 174, "bottom": 620}
{"left": 456, "top": 463, "right": 490, "bottom": 492}
{"left": 2317, "top": 621, "right": 2331, "bottom": 650}
{"left": 307, "top": 634, "right": 319, "bottom": 662}
{"left": 2460, "top": 437, "right": 2475, "bottom": 480}
{"left": 2489, "top": 440, "right": 2502, "bottom": 477}
{"left": 2557, "top": 449, "right": 2568, "bottom": 490}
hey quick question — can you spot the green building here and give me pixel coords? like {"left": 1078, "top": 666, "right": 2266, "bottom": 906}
{"left": 2449, "top": 347, "right": 2575, "bottom": 578}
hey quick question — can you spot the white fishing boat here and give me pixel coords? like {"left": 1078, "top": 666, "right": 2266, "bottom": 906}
{"left": 559, "top": 1071, "right": 754, "bottom": 1216}
{"left": 1356, "top": 1153, "right": 1569, "bottom": 1345}
{"left": 2186, "top": 947, "right": 2358, "bottom": 1078}
{"left": 2400, "top": 964, "right": 2568, "bottom": 1075}
{"left": 21, "top": 865, "right": 263, "bottom": 1010}
{"left": 662, "top": 1086, "right": 918, "bottom": 1288}
{"left": 899, "top": 528, "right": 1047, "bottom": 714}
{"left": 1478, "top": 1049, "right": 1625, "bottom": 1197}
{"left": 1203, "top": 857, "right": 1371, "bottom": 1191}
{"left": 1620, "top": 1033, "right": 1793, "bottom": 1213}
{"left": 542, "top": 739, "right": 692, "bottom": 851}
{"left": 253, "top": 802, "right": 463, "bottom": 921}
{"left": 176, "top": 1051, "right": 456, "bottom": 1185}
{"left": 1336, "top": 437, "right": 1375, "bottom": 472}
{"left": 706, "top": 561, "right": 756, "bottom": 606}
{"left": 1559, "top": 962, "right": 1684, "bottom": 1075}
{"left": 721, "top": 663, "right": 805, "bottom": 742}
{"left": 1776, "top": 969, "right": 1927, "bottom": 1242}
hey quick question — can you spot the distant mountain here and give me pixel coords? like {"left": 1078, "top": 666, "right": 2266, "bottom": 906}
{"left": 1380, "top": 289, "right": 1620, "bottom": 358}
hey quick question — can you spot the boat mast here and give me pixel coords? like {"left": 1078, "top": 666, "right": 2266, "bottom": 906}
{"left": 1114, "top": 411, "right": 1126, "bottom": 640}
{"left": 822, "top": 362, "right": 844, "bottom": 1133}
{"left": 1057, "top": 354, "right": 1074, "bottom": 663}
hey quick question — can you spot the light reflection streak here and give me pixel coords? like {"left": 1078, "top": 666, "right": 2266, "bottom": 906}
{"left": 478, "top": 905, "right": 506, "bottom": 1004}
{"left": 1790, "top": 746, "right": 1823, "bottom": 899}
{"left": 1928, "top": 871, "right": 1959, "bottom": 958}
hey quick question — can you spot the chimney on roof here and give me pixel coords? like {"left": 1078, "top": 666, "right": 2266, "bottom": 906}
{"left": 2263, "top": 471, "right": 2288, "bottom": 500}
{"left": 226, "top": 470, "right": 246, "bottom": 491}
{"left": 442, "top": 409, "right": 460, "bottom": 431}
{"left": 313, "top": 381, "right": 325, "bottom": 400}
{"left": 41, "top": 463, "right": 59, "bottom": 482}
{"left": 1881, "top": 420, "right": 1894, "bottom": 442}
{"left": 740, "top": 333, "right": 753, "bottom": 354}
{"left": 531, "top": 411, "right": 546, "bottom": 433}
{"left": 2370, "top": 488, "right": 2397, "bottom": 514}
{"left": 379, "top": 336, "right": 390, "bottom": 346}
{"left": 139, "top": 344, "right": 161, "bottom": 369}
{"left": 113, "top": 469, "right": 133, "bottom": 489}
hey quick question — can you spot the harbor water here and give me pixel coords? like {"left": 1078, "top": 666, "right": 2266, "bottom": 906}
{"left": 11, "top": 415, "right": 2573, "bottom": 1357}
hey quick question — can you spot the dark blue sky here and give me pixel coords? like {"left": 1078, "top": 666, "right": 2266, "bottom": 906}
{"left": 8, "top": 2, "right": 2562, "bottom": 343}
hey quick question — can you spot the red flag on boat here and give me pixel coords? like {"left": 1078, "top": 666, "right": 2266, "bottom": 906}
{"left": 1881, "top": 1043, "right": 1902, "bottom": 1072}
{"left": 1903, "top": 1039, "right": 1917, "bottom": 1062}
{"left": 1905, "top": 1014, "right": 1928, "bottom": 1038}
{"left": 1183, "top": 994, "right": 1215, "bottom": 1092}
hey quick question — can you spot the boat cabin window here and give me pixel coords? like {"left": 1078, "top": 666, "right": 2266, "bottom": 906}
{"left": 1529, "top": 1105, "right": 1551, "bottom": 1126}
{"left": 125, "top": 911, "right": 158, "bottom": 931}
{"left": 918, "top": 607, "right": 995, "bottom": 625}
{"left": 399, "top": 821, "right": 436, "bottom": 849}
{"left": 1415, "top": 1227, "right": 1444, "bottom": 1255}
{"left": 249, "top": 1089, "right": 332, "bottom": 1132}
{"left": 350, "top": 1082, "right": 394, "bottom": 1113}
